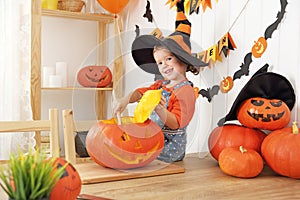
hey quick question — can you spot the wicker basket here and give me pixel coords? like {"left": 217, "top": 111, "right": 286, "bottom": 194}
{"left": 58, "top": 0, "right": 85, "bottom": 12}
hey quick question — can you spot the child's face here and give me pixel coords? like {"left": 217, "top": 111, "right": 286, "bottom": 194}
{"left": 154, "top": 48, "right": 187, "bottom": 80}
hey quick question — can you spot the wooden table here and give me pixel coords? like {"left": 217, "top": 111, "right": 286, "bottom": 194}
{"left": 79, "top": 154, "right": 300, "bottom": 200}
{"left": 1, "top": 154, "right": 300, "bottom": 200}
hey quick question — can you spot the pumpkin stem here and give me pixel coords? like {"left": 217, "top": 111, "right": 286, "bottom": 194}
{"left": 239, "top": 146, "right": 247, "bottom": 153}
{"left": 292, "top": 121, "right": 299, "bottom": 134}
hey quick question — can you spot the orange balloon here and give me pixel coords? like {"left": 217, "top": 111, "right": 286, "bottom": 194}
{"left": 96, "top": 0, "right": 129, "bottom": 14}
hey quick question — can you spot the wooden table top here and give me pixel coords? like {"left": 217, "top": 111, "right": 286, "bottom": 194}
{"left": 79, "top": 154, "right": 300, "bottom": 200}
{"left": 1, "top": 154, "right": 299, "bottom": 200}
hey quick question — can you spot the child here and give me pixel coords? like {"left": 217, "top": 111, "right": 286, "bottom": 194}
{"left": 113, "top": 2, "right": 207, "bottom": 162}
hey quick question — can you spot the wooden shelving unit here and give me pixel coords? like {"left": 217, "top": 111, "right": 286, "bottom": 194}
{"left": 31, "top": 1, "right": 123, "bottom": 147}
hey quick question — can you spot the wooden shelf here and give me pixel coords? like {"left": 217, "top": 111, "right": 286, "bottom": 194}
{"left": 42, "top": 9, "right": 114, "bottom": 23}
{"left": 41, "top": 87, "right": 113, "bottom": 91}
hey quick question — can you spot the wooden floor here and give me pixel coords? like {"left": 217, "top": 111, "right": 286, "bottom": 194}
{"left": 1, "top": 153, "right": 300, "bottom": 200}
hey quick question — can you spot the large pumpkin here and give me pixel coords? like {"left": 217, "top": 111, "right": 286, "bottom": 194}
{"left": 237, "top": 97, "right": 290, "bottom": 130}
{"left": 86, "top": 117, "right": 164, "bottom": 169}
{"left": 219, "top": 146, "right": 264, "bottom": 178}
{"left": 208, "top": 124, "right": 266, "bottom": 161}
{"left": 50, "top": 158, "right": 81, "bottom": 200}
{"left": 77, "top": 65, "right": 112, "bottom": 88}
{"left": 261, "top": 123, "right": 300, "bottom": 179}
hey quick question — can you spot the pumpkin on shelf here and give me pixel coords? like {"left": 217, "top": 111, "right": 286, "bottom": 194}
{"left": 208, "top": 124, "right": 266, "bottom": 161}
{"left": 237, "top": 97, "right": 291, "bottom": 130}
{"left": 219, "top": 146, "right": 264, "bottom": 178}
{"left": 261, "top": 122, "right": 300, "bottom": 179}
{"left": 86, "top": 116, "right": 164, "bottom": 169}
{"left": 77, "top": 65, "right": 112, "bottom": 88}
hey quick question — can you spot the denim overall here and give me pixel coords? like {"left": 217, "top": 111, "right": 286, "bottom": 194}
{"left": 150, "top": 80, "right": 193, "bottom": 163}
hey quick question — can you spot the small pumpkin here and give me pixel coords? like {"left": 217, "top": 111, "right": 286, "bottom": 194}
{"left": 219, "top": 76, "right": 234, "bottom": 93}
{"left": 208, "top": 124, "right": 266, "bottom": 161}
{"left": 50, "top": 158, "right": 81, "bottom": 200}
{"left": 251, "top": 37, "right": 267, "bottom": 58}
{"left": 261, "top": 122, "right": 300, "bottom": 179}
{"left": 237, "top": 97, "right": 291, "bottom": 130}
{"left": 77, "top": 65, "right": 112, "bottom": 88}
{"left": 86, "top": 116, "right": 164, "bottom": 169}
{"left": 219, "top": 146, "right": 264, "bottom": 178}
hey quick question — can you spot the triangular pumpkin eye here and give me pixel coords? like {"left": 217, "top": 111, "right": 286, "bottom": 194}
{"left": 251, "top": 99, "right": 264, "bottom": 106}
{"left": 135, "top": 141, "right": 142, "bottom": 149}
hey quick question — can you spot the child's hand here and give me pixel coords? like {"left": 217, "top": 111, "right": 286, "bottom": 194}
{"left": 155, "top": 97, "right": 166, "bottom": 111}
{"left": 112, "top": 97, "right": 128, "bottom": 117}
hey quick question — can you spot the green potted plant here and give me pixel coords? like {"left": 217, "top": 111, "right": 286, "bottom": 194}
{"left": 0, "top": 149, "right": 66, "bottom": 200}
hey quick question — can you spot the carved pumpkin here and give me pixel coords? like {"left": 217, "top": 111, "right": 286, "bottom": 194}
{"left": 208, "top": 124, "right": 266, "bottom": 161}
{"left": 261, "top": 123, "right": 300, "bottom": 179}
{"left": 50, "top": 158, "right": 81, "bottom": 200}
{"left": 237, "top": 97, "right": 290, "bottom": 130}
{"left": 251, "top": 37, "right": 267, "bottom": 58}
{"left": 86, "top": 117, "right": 164, "bottom": 169}
{"left": 77, "top": 65, "right": 112, "bottom": 88}
{"left": 219, "top": 76, "right": 234, "bottom": 93}
{"left": 219, "top": 146, "right": 264, "bottom": 178}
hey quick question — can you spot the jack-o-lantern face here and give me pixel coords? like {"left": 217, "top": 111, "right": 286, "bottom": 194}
{"left": 86, "top": 117, "right": 164, "bottom": 169}
{"left": 77, "top": 65, "right": 112, "bottom": 88}
{"left": 237, "top": 97, "right": 290, "bottom": 130}
{"left": 220, "top": 76, "right": 234, "bottom": 93}
{"left": 251, "top": 37, "right": 268, "bottom": 58}
{"left": 50, "top": 158, "right": 81, "bottom": 200}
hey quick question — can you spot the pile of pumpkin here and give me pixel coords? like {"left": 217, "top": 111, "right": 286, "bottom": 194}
{"left": 208, "top": 97, "right": 300, "bottom": 179}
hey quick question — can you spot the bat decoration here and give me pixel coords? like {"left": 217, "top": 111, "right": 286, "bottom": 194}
{"left": 199, "top": 85, "right": 220, "bottom": 102}
{"left": 264, "top": 0, "right": 287, "bottom": 40}
{"left": 143, "top": 0, "right": 153, "bottom": 23}
{"left": 233, "top": 52, "right": 253, "bottom": 80}
{"left": 135, "top": 25, "right": 140, "bottom": 38}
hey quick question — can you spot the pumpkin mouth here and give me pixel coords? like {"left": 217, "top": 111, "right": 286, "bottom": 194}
{"left": 104, "top": 142, "right": 161, "bottom": 165}
{"left": 247, "top": 110, "right": 285, "bottom": 122}
{"left": 85, "top": 74, "right": 108, "bottom": 82}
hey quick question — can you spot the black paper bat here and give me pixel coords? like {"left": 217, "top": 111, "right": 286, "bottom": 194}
{"left": 264, "top": 0, "right": 287, "bottom": 40}
{"left": 143, "top": 0, "right": 153, "bottom": 23}
{"left": 135, "top": 24, "right": 140, "bottom": 38}
{"left": 199, "top": 85, "right": 220, "bottom": 102}
{"left": 233, "top": 52, "right": 253, "bottom": 80}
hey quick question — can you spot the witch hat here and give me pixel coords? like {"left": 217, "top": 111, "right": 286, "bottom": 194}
{"left": 131, "top": 0, "right": 208, "bottom": 75}
{"left": 217, "top": 64, "right": 295, "bottom": 126}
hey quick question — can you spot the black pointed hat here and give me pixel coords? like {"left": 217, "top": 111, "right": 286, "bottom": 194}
{"left": 131, "top": 1, "right": 208, "bottom": 75}
{"left": 217, "top": 65, "right": 296, "bottom": 126}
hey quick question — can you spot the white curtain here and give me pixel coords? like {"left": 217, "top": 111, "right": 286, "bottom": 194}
{"left": 0, "top": 0, "right": 34, "bottom": 159}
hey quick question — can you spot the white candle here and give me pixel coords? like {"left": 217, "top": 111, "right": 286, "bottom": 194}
{"left": 42, "top": 66, "right": 55, "bottom": 87}
{"left": 56, "top": 62, "right": 68, "bottom": 87}
{"left": 49, "top": 75, "right": 62, "bottom": 87}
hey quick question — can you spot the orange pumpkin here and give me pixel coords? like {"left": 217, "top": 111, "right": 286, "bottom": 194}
{"left": 219, "top": 76, "right": 234, "bottom": 93}
{"left": 251, "top": 37, "right": 267, "bottom": 58}
{"left": 219, "top": 146, "right": 264, "bottom": 178}
{"left": 77, "top": 65, "right": 112, "bottom": 88}
{"left": 237, "top": 97, "right": 290, "bottom": 130}
{"left": 261, "top": 123, "right": 300, "bottom": 179}
{"left": 86, "top": 117, "right": 164, "bottom": 169}
{"left": 208, "top": 124, "right": 266, "bottom": 161}
{"left": 50, "top": 158, "right": 81, "bottom": 200}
